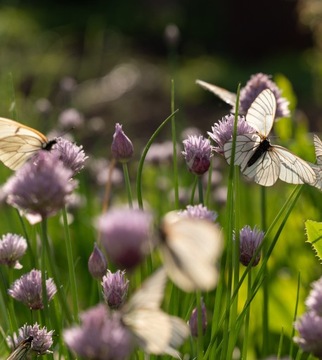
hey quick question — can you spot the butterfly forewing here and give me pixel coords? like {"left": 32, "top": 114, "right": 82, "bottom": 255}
{"left": 122, "top": 268, "right": 189, "bottom": 358}
{"left": 314, "top": 134, "right": 322, "bottom": 165}
{"left": 196, "top": 79, "right": 237, "bottom": 106}
{"left": 0, "top": 117, "right": 51, "bottom": 170}
{"left": 245, "top": 89, "right": 276, "bottom": 136}
{"left": 160, "top": 212, "right": 223, "bottom": 292}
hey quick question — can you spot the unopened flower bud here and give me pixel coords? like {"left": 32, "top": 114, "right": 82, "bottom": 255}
{"left": 182, "top": 135, "right": 211, "bottom": 175}
{"left": 111, "top": 123, "right": 134, "bottom": 163}
{"left": 189, "top": 300, "right": 207, "bottom": 337}
{"left": 239, "top": 225, "right": 264, "bottom": 267}
{"left": 88, "top": 243, "right": 108, "bottom": 279}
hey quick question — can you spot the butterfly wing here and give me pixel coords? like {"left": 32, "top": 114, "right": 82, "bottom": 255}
{"left": 224, "top": 133, "right": 262, "bottom": 170}
{"left": 123, "top": 310, "right": 189, "bottom": 358}
{"left": 160, "top": 212, "right": 223, "bottom": 292}
{"left": 122, "top": 268, "right": 189, "bottom": 357}
{"left": 271, "top": 145, "right": 316, "bottom": 185}
{"left": 314, "top": 134, "right": 322, "bottom": 165}
{"left": 246, "top": 89, "right": 276, "bottom": 136}
{"left": 196, "top": 79, "right": 237, "bottom": 106}
{"left": 0, "top": 118, "right": 48, "bottom": 170}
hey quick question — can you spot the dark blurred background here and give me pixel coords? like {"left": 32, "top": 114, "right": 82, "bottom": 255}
{"left": 0, "top": 0, "right": 321, "bottom": 152}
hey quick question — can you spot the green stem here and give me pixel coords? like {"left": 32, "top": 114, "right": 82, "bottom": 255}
{"left": 62, "top": 207, "right": 79, "bottom": 322}
{"left": 197, "top": 176, "right": 204, "bottom": 205}
{"left": 122, "top": 162, "right": 133, "bottom": 208}
{"left": 241, "top": 270, "right": 252, "bottom": 359}
{"left": 196, "top": 292, "right": 204, "bottom": 358}
{"left": 171, "top": 80, "right": 179, "bottom": 209}
{"left": 136, "top": 109, "right": 179, "bottom": 209}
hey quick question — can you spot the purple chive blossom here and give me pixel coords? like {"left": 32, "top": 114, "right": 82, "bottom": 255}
{"left": 179, "top": 204, "right": 218, "bottom": 222}
{"left": 102, "top": 270, "right": 129, "bottom": 309}
{"left": 294, "top": 312, "right": 322, "bottom": 358}
{"left": 208, "top": 114, "right": 254, "bottom": 154}
{"left": 52, "top": 137, "right": 88, "bottom": 175}
{"left": 88, "top": 243, "right": 108, "bottom": 279}
{"left": 0, "top": 233, "right": 27, "bottom": 269}
{"left": 182, "top": 135, "right": 212, "bottom": 175}
{"left": 111, "top": 123, "right": 134, "bottom": 163}
{"left": 239, "top": 225, "right": 264, "bottom": 267}
{"left": 238, "top": 73, "right": 290, "bottom": 117}
{"left": 64, "top": 303, "right": 134, "bottom": 360}
{"left": 8, "top": 269, "right": 57, "bottom": 310}
{"left": 58, "top": 108, "right": 84, "bottom": 129}
{"left": 4, "top": 151, "right": 77, "bottom": 224}
{"left": 189, "top": 299, "right": 208, "bottom": 337}
{"left": 96, "top": 208, "right": 153, "bottom": 270}
{"left": 7, "top": 323, "right": 54, "bottom": 355}
{"left": 305, "top": 276, "right": 322, "bottom": 316}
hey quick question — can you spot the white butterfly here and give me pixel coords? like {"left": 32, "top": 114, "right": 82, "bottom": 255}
{"left": 196, "top": 79, "right": 237, "bottom": 107}
{"left": 6, "top": 336, "right": 33, "bottom": 360}
{"left": 223, "top": 89, "right": 316, "bottom": 186}
{"left": 122, "top": 267, "right": 189, "bottom": 358}
{"left": 0, "top": 117, "right": 56, "bottom": 170}
{"left": 159, "top": 211, "right": 223, "bottom": 292}
{"left": 311, "top": 134, "right": 322, "bottom": 190}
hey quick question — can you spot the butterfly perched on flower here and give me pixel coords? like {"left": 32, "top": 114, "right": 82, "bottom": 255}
{"left": 0, "top": 117, "right": 56, "bottom": 170}
{"left": 159, "top": 211, "right": 223, "bottom": 292}
{"left": 223, "top": 89, "right": 316, "bottom": 186}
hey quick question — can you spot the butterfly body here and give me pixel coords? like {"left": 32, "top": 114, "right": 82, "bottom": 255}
{"left": 247, "top": 138, "right": 271, "bottom": 167}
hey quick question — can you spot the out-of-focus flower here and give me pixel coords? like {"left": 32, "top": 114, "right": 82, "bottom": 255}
{"left": 305, "top": 276, "right": 322, "bottom": 316}
{"left": 64, "top": 303, "right": 134, "bottom": 360}
{"left": 179, "top": 204, "right": 218, "bottom": 222}
{"left": 182, "top": 135, "right": 212, "bottom": 175}
{"left": 189, "top": 299, "right": 208, "bottom": 337}
{"left": 96, "top": 208, "right": 154, "bottom": 270}
{"left": 102, "top": 270, "right": 129, "bottom": 309}
{"left": 0, "top": 233, "right": 27, "bottom": 269}
{"left": 145, "top": 141, "right": 179, "bottom": 165}
{"left": 4, "top": 151, "right": 77, "bottom": 224}
{"left": 164, "top": 23, "right": 180, "bottom": 47}
{"left": 239, "top": 225, "right": 264, "bottom": 267}
{"left": 34, "top": 98, "right": 52, "bottom": 117}
{"left": 58, "top": 108, "right": 84, "bottom": 129}
{"left": 239, "top": 73, "right": 290, "bottom": 117}
{"left": 88, "top": 243, "right": 108, "bottom": 279}
{"left": 7, "top": 323, "right": 54, "bottom": 355}
{"left": 52, "top": 137, "right": 88, "bottom": 175}
{"left": 8, "top": 269, "right": 57, "bottom": 310}
{"left": 208, "top": 114, "right": 254, "bottom": 155}
{"left": 294, "top": 311, "right": 322, "bottom": 358}
{"left": 111, "top": 123, "right": 134, "bottom": 163}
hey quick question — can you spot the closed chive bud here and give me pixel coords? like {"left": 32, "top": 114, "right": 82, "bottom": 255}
{"left": 102, "top": 270, "right": 129, "bottom": 309}
{"left": 239, "top": 225, "right": 264, "bottom": 267}
{"left": 88, "top": 243, "right": 108, "bottom": 279}
{"left": 189, "top": 299, "right": 207, "bottom": 337}
{"left": 111, "top": 123, "right": 134, "bottom": 163}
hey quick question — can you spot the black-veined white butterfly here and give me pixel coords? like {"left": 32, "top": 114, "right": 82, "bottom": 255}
{"left": 6, "top": 336, "right": 33, "bottom": 360}
{"left": 196, "top": 79, "right": 237, "bottom": 107}
{"left": 223, "top": 89, "right": 316, "bottom": 186}
{"left": 122, "top": 267, "right": 189, "bottom": 358}
{"left": 159, "top": 211, "right": 223, "bottom": 292}
{"left": 0, "top": 117, "right": 56, "bottom": 170}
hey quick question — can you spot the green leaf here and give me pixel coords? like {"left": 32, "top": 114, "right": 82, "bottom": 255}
{"left": 305, "top": 220, "right": 322, "bottom": 261}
